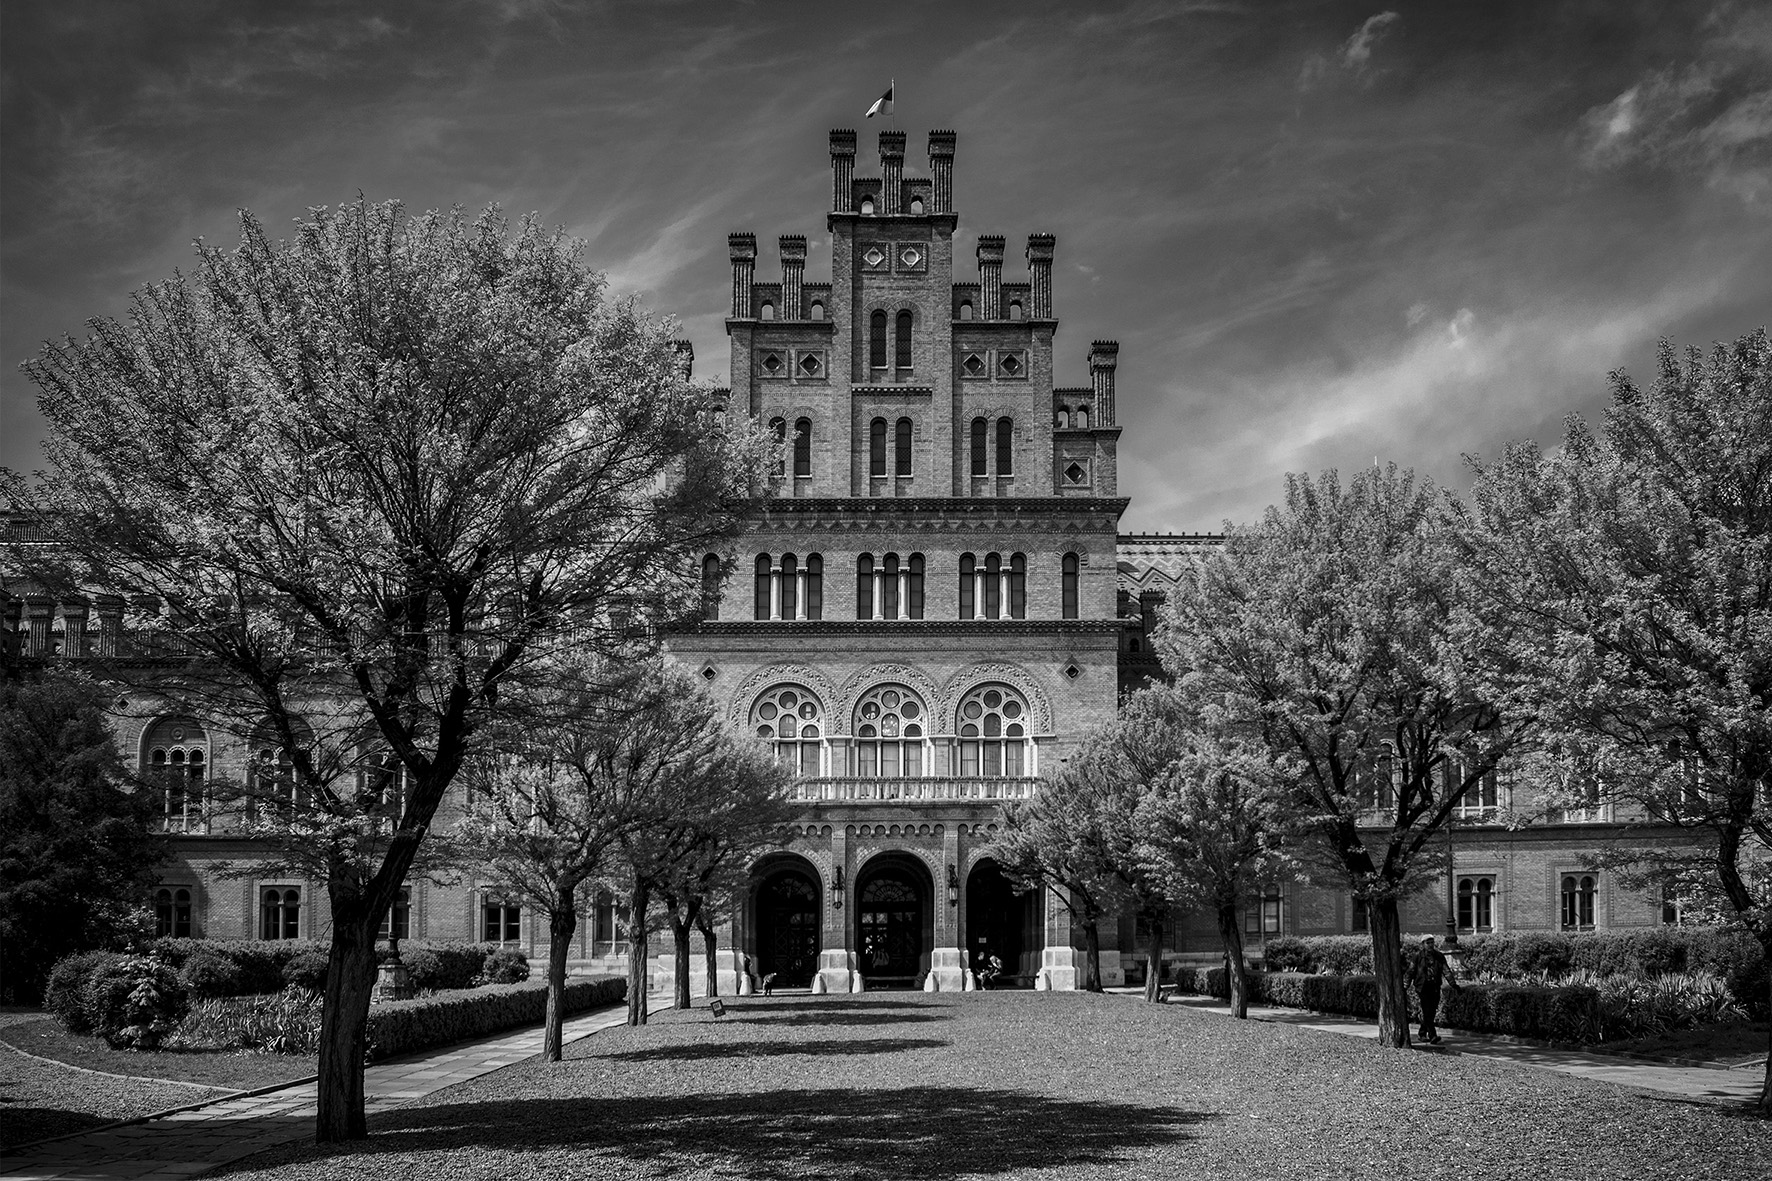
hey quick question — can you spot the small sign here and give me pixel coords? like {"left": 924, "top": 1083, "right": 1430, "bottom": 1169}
{"left": 709, "top": 999, "right": 726, "bottom": 1017}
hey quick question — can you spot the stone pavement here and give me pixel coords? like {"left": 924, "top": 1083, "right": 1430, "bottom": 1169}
{"left": 1, "top": 1002, "right": 634, "bottom": 1181}
{"left": 1158, "top": 992, "right": 1767, "bottom": 1107}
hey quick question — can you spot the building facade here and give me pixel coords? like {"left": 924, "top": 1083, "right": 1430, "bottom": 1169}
{"left": 2, "top": 129, "right": 1702, "bottom": 994}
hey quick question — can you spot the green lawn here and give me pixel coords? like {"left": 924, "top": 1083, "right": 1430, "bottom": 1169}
{"left": 214, "top": 991, "right": 1767, "bottom": 1181}
{"left": 0, "top": 1017, "right": 315, "bottom": 1092}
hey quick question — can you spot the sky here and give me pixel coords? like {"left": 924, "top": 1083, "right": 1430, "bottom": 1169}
{"left": 4, "top": 0, "right": 1770, "bottom": 532}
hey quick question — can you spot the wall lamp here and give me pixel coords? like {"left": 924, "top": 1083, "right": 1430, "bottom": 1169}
{"left": 832, "top": 866, "right": 845, "bottom": 910}
{"left": 947, "top": 864, "right": 960, "bottom": 906}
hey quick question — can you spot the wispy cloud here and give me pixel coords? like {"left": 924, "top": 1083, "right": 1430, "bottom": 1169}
{"left": 1340, "top": 11, "right": 1399, "bottom": 73}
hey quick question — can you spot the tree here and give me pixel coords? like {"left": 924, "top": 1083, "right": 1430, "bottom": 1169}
{"left": 1157, "top": 466, "right": 1529, "bottom": 1047}
{"left": 3, "top": 199, "right": 766, "bottom": 1140}
{"left": 0, "top": 670, "right": 165, "bottom": 1002}
{"left": 1130, "top": 688, "right": 1296, "bottom": 1020}
{"left": 1468, "top": 330, "right": 1772, "bottom": 1114}
{"left": 991, "top": 781, "right": 1122, "bottom": 993}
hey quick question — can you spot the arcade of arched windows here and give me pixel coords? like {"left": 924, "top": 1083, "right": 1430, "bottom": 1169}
{"left": 729, "top": 549, "right": 1081, "bottom": 621}
{"left": 748, "top": 680, "right": 1036, "bottom": 781}
{"left": 144, "top": 717, "right": 207, "bottom": 833}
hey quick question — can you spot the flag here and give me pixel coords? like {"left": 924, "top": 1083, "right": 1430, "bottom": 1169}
{"left": 866, "top": 81, "right": 893, "bottom": 119}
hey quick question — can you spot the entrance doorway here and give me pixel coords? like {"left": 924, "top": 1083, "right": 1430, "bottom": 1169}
{"left": 754, "top": 864, "right": 820, "bottom": 988}
{"left": 855, "top": 858, "right": 931, "bottom": 987}
{"left": 967, "top": 858, "right": 1038, "bottom": 986}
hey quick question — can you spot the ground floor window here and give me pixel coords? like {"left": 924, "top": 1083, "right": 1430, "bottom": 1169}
{"left": 483, "top": 897, "right": 523, "bottom": 945}
{"left": 378, "top": 886, "right": 411, "bottom": 941}
{"left": 156, "top": 886, "right": 192, "bottom": 938}
{"left": 260, "top": 887, "right": 300, "bottom": 940}
{"left": 1244, "top": 891, "right": 1283, "bottom": 937}
{"left": 593, "top": 889, "right": 631, "bottom": 955}
{"left": 1351, "top": 897, "right": 1369, "bottom": 933}
{"left": 1560, "top": 874, "right": 1596, "bottom": 931}
{"left": 1457, "top": 876, "right": 1495, "bottom": 933}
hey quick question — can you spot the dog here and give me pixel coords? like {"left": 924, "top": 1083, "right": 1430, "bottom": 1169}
{"left": 761, "top": 972, "right": 778, "bottom": 996}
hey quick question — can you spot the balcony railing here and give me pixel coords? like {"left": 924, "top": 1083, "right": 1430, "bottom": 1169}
{"left": 787, "top": 776, "right": 1040, "bottom": 803}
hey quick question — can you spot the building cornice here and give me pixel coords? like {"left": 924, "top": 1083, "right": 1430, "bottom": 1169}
{"left": 748, "top": 496, "right": 1129, "bottom": 520}
{"left": 690, "top": 619, "right": 1123, "bottom": 636}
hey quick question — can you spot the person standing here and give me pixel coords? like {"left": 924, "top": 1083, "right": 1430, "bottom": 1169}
{"left": 1411, "top": 934, "right": 1462, "bottom": 1044}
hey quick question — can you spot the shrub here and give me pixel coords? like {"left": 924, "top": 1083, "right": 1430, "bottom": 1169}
{"left": 479, "top": 947, "right": 530, "bottom": 985}
{"left": 1259, "top": 935, "right": 1372, "bottom": 975}
{"left": 282, "top": 949, "right": 329, "bottom": 992}
{"left": 149, "top": 938, "right": 325, "bottom": 995}
{"left": 364, "top": 976, "right": 625, "bottom": 1062}
{"left": 44, "top": 950, "right": 118, "bottom": 1033}
{"left": 80, "top": 954, "right": 190, "bottom": 1049}
{"left": 177, "top": 951, "right": 243, "bottom": 999}
{"left": 394, "top": 946, "right": 442, "bottom": 990}
{"left": 175, "top": 989, "right": 324, "bottom": 1055}
{"left": 1261, "top": 938, "right": 1311, "bottom": 973}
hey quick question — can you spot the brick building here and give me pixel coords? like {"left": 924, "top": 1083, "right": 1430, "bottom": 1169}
{"left": 2, "top": 129, "right": 1697, "bottom": 993}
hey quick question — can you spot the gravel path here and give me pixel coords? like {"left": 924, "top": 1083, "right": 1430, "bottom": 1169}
{"left": 0, "top": 1042, "right": 225, "bottom": 1150}
{"left": 210, "top": 991, "right": 1769, "bottom": 1181}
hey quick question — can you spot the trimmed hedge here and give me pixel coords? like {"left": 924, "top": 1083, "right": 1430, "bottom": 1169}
{"left": 1261, "top": 928, "right": 1767, "bottom": 1016}
{"left": 139, "top": 938, "right": 529, "bottom": 995}
{"left": 364, "top": 976, "right": 625, "bottom": 1062}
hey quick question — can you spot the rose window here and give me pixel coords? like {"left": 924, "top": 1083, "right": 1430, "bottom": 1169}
{"left": 752, "top": 685, "right": 823, "bottom": 777}
{"left": 854, "top": 685, "right": 925, "bottom": 778}
{"left": 957, "top": 684, "right": 1029, "bottom": 778}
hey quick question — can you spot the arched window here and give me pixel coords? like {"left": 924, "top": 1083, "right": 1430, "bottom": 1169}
{"left": 769, "top": 417, "right": 787, "bottom": 478}
{"left": 970, "top": 417, "right": 988, "bottom": 477}
{"left": 805, "top": 553, "right": 824, "bottom": 620}
{"left": 856, "top": 553, "right": 875, "bottom": 619}
{"left": 754, "top": 554, "right": 771, "bottom": 620}
{"left": 908, "top": 553, "right": 925, "bottom": 619}
{"left": 854, "top": 685, "right": 926, "bottom": 778}
{"left": 781, "top": 553, "right": 799, "bottom": 620}
{"left": 247, "top": 725, "right": 307, "bottom": 822}
{"left": 145, "top": 718, "right": 206, "bottom": 833}
{"left": 895, "top": 310, "right": 913, "bottom": 373}
{"left": 793, "top": 418, "right": 811, "bottom": 478}
{"left": 860, "top": 196, "right": 876, "bottom": 215}
{"left": 870, "top": 417, "right": 888, "bottom": 477}
{"left": 983, "top": 553, "right": 1002, "bottom": 619}
{"left": 809, "top": 300, "right": 825, "bottom": 321}
{"left": 759, "top": 301, "right": 775, "bottom": 321}
{"left": 752, "top": 685, "right": 823, "bottom": 777}
{"left": 1458, "top": 876, "right": 1495, "bottom": 933}
{"left": 359, "top": 751, "right": 407, "bottom": 834}
{"left": 895, "top": 417, "right": 913, "bottom": 476}
{"left": 959, "top": 553, "right": 976, "bottom": 619}
{"left": 155, "top": 887, "right": 192, "bottom": 937}
{"left": 1010, "top": 553, "right": 1027, "bottom": 619}
{"left": 1560, "top": 874, "right": 1597, "bottom": 930}
{"left": 959, "top": 301, "right": 974, "bottom": 321}
{"left": 1008, "top": 300, "right": 1023, "bottom": 321}
{"left": 260, "top": 887, "right": 300, "bottom": 940}
{"left": 882, "top": 553, "right": 901, "bottom": 619}
{"left": 909, "top": 196, "right": 926, "bottom": 214}
{"left": 870, "top": 310, "right": 888, "bottom": 370}
{"left": 1056, "top": 408, "right": 1070, "bottom": 429}
{"left": 957, "top": 684, "right": 1030, "bottom": 778}
{"left": 1076, "top": 407, "right": 1089, "bottom": 429}
{"left": 1062, "top": 552, "right": 1079, "bottom": 619}
{"left": 996, "top": 417, "right": 1014, "bottom": 477}
{"left": 701, "top": 554, "right": 721, "bottom": 621}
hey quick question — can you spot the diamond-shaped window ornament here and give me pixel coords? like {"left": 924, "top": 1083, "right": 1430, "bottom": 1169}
{"left": 899, "top": 246, "right": 923, "bottom": 268}
{"left": 962, "top": 353, "right": 985, "bottom": 377}
{"left": 999, "top": 352, "right": 1023, "bottom": 377}
{"left": 798, "top": 353, "right": 822, "bottom": 377}
{"left": 761, "top": 352, "right": 783, "bottom": 375}
{"left": 862, "top": 247, "right": 887, "bottom": 268}
{"left": 1065, "top": 461, "right": 1088, "bottom": 485}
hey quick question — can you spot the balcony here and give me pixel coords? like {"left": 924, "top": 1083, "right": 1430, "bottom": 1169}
{"left": 787, "top": 777, "right": 1040, "bottom": 803}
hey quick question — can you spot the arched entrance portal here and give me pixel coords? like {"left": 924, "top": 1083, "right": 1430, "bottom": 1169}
{"left": 855, "top": 856, "right": 933, "bottom": 988}
{"left": 754, "top": 863, "right": 821, "bottom": 988}
{"left": 967, "top": 858, "right": 1039, "bottom": 986}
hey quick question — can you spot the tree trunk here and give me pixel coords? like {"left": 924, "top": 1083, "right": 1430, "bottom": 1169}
{"left": 315, "top": 905, "right": 378, "bottom": 1142}
{"left": 697, "top": 909, "right": 719, "bottom": 998}
{"left": 1081, "top": 915, "right": 1103, "bottom": 993}
{"left": 1368, "top": 897, "right": 1410, "bottom": 1048}
{"left": 625, "top": 880, "right": 649, "bottom": 1027}
{"left": 543, "top": 885, "right": 577, "bottom": 1063}
{"left": 1215, "top": 901, "right": 1249, "bottom": 1019}
{"left": 1141, "top": 913, "right": 1166, "bottom": 1004}
{"left": 667, "top": 897, "right": 699, "bottom": 1010}
{"left": 1759, "top": 936, "right": 1771, "bottom": 1117}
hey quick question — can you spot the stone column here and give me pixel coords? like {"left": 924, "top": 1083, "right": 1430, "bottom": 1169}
{"left": 973, "top": 570, "right": 986, "bottom": 620}
{"left": 928, "top": 130, "right": 956, "bottom": 214}
{"left": 929, "top": 829, "right": 967, "bottom": 991}
{"left": 769, "top": 562, "right": 782, "bottom": 621}
{"left": 999, "top": 569, "right": 1012, "bottom": 620}
{"left": 61, "top": 600, "right": 89, "bottom": 659}
{"left": 795, "top": 569, "right": 808, "bottom": 621}
{"left": 729, "top": 233, "right": 757, "bottom": 319}
{"left": 879, "top": 131, "right": 905, "bottom": 215}
{"left": 872, "top": 570, "right": 884, "bottom": 620}
{"left": 977, "top": 236, "right": 1005, "bottom": 321}
{"left": 830, "top": 130, "right": 857, "bottom": 213}
{"left": 1026, "top": 233, "right": 1055, "bottom": 319}
{"left": 896, "top": 568, "right": 910, "bottom": 620}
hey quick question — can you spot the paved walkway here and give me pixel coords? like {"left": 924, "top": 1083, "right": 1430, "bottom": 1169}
{"left": 1, "top": 1003, "right": 635, "bottom": 1181}
{"left": 1156, "top": 992, "right": 1767, "bottom": 1107}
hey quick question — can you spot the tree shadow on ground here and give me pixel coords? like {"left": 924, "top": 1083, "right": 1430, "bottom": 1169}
{"left": 0, "top": 1106, "right": 118, "bottom": 1152}
{"left": 601, "top": 1037, "right": 951, "bottom": 1063}
{"left": 735, "top": 1012, "right": 945, "bottom": 1027}
{"left": 213, "top": 1088, "right": 1216, "bottom": 1180}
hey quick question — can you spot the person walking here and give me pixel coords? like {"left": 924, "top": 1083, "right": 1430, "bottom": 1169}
{"left": 1411, "top": 934, "right": 1462, "bottom": 1044}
